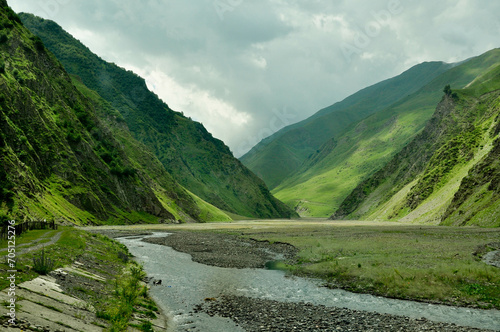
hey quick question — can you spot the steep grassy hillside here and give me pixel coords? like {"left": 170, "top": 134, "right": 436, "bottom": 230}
{"left": 274, "top": 49, "right": 500, "bottom": 217}
{"left": 241, "top": 62, "right": 452, "bottom": 189}
{"left": 0, "top": 2, "right": 230, "bottom": 224}
{"left": 334, "top": 63, "right": 500, "bottom": 227}
{"left": 20, "top": 13, "right": 296, "bottom": 219}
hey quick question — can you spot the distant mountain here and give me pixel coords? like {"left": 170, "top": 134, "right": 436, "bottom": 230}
{"left": 333, "top": 59, "right": 500, "bottom": 227}
{"left": 1, "top": 2, "right": 219, "bottom": 224}
{"left": 19, "top": 12, "right": 296, "bottom": 219}
{"left": 240, "top": 61, "right": 453, "bottom": 189}
{"left": 271, "top": 48, "right": 500, "bottom": 217}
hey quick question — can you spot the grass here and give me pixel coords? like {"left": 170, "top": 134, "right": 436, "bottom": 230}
{"left": 95, "top": 264, "right": 154, "bottom": 331}
{"left": 0, "top": 226, "right": 161, "bottom": 330}
{"left": 235, "top": 222, "right": 500, "bottom": 309}
{"left": 88, "top": 220, "right": 500, "bottom": 309}
{"left": 273, "top": 105, "right": 436, "bottom": 217}
{"left": 0, "top": 229, "right": 56, "bottom": 247}
{"left": 32, "top": 248, "right": 55, "bottom": 275}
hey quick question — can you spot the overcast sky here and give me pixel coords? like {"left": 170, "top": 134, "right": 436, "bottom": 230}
{"left": 10, "top": 0, "right": 500, "bottom": 156}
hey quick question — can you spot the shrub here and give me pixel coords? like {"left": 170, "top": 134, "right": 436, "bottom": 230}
{"left": 0, "top": 213, "right": 10, "bottom": 227}
{"left": 31, "top": 36, "right": 44, "bottom": 51}
{"left": 117, "top": 250, "right": 129, "bottom": 263}
{"left": 33, "top": 248, "right": 55, "bottom": 275}
{"left": 111, "top": 165, "right": 136, "bottom": 177}
{"left": 5, "top": 8, "right": 21, "bottom": 24}
{"left": 138, "top": 320, "right": 154, "bottom": 332}
{"left": 66, "top": 130, "right": 81, "bottom": 143}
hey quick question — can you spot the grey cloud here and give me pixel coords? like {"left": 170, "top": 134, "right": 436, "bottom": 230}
{"left": 9, "top": 0, "right": 500, "bottom": 156}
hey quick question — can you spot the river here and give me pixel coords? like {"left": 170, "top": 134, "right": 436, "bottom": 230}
{"left": 118, "top": 232, "right": 500, "bottom": 331}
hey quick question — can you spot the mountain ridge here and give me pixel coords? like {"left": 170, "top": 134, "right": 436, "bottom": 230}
{"left": 19, "top": 12, "right": 297, "bottom": 220}
{"left": 0, "top": 4, "right": 188, "bottom": 224}
{"left": 241, "top": 61, "right": 453, "bottom": 189}
{"left": 272, "top": 48, "right": 500, "bottom": 217}
{"left": 332, "top": 61, "right": 500, "bottom": 227}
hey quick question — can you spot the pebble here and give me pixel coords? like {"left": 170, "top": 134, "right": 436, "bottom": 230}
{"left": 196, "top": 295, "right": 495, "bottom": 332}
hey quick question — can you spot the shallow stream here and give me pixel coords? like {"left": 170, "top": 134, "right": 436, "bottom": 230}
{"left": 118, "top": 233, "right": 500, "bottom": 331}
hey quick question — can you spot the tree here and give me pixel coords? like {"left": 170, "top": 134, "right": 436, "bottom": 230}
{"left": 443, "top": 84, "right": 452, "bottom": 96}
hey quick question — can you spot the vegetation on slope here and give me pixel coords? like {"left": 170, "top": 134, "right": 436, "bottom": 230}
{"left": 0, "top": 3, "right": 232, "bottom": 224}
{"left": 20, "top": 13, "right": 296, "bottom": 219}
{"left": 241, "top": 62, "right": 452, "bottom": 189}
{"left": 0, "top": 226, "right": 162, "bottom": 330}
{"left": 334, "top": 61, "right": 500, "bottom": 227}
{"left": 274, "top": 48, "right": 500, "bottom": 218}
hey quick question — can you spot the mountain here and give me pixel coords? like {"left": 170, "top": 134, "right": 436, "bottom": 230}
{"left": 0, "top": 2, "right": 221, "bottom": 224}
{"left": 240, "top": 61, "right": 453, "bottom": 189}
{"left": 19, "top": 12, "right": 296, "bottom": 219}
{"left": 333, "top": 60, "right": 500, "bottom": 227}
{"left": 272, "top": 49, "right": 500, "bottom": 217}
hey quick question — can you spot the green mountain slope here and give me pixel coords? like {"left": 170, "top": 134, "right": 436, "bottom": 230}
{"left": 333, "top": 63, "right": 500, "bottom": 227}
{"left": 19, "top": 13, "right": 296, "bottom": 219}
{"left": 274, "top": 48, "right": 500, "bottom": 217}
{"left": 241, "top": 62, "right": 453, "bottom": 189}
{"left": 0, "top": 2, "right": 229, "bottom": 224}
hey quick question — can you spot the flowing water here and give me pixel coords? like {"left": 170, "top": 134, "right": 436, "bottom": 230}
{"left": 118, "top": 233, "right": 500, "bottom": 331}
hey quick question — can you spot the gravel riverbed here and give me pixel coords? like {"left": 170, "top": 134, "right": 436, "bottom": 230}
{"left": 195, "top": 295, "right": 491, "bottom": 332}
{"left": 131, "top": 231, "right": 496, "bottom": 332}
{"left": 142, "top": 231, "right": 298, "bottom": 269}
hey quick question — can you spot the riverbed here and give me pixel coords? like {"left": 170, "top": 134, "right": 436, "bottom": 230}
{"left": 117, "top": 231, "right": 500, "bottom": 331}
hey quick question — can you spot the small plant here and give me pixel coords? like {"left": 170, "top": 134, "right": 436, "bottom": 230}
{"left": 0, "top": 32, "right": 8, "bottom": 44}
{"left": 138, "top": 320, "right": 154, "bottom": 332}
{"left": 32, "top": 248, "right": 55, "bottom": 275}
{"left": 130, "top": 265, "right": 146, "bottom": 280}
{"left": 117, "top": 251, "right": 129, "bottom": 263}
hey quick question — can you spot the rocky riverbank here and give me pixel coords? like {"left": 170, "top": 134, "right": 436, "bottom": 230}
{"left": 195, "top": 294, "right": 493, "bottom": 332}
{"left": 142, "top": 231, "right": 298, "bottom": 269}
{"left": 133, "top": 230, "right": 497, "bottom": 332}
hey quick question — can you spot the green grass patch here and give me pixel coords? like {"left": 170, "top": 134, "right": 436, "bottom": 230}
{"left": 0, "top": 229, "right": 56, "bottom": 248}
{"left": 0, "top": 226, "right": 161, "bottom": 330}
{"left": 235, "top": 223, "right": 500, "bottom": 309}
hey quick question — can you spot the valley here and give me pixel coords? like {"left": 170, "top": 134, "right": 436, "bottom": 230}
{"left": 91, "top": 220, "right": 500, "bottom": 331}
{"left": 0, "top": 0, "right": 499, "bottom": 330}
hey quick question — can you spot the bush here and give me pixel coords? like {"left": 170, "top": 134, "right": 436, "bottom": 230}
{"left": 0, "top": 213, "right": 10, "bottom": 227}
{"left": 117, "top": 251, "right": 129, "bottom": 263}
{"left": 0, "top": 33, "right": 7, "bottom": 44}
{"left": 33, "top": 248, "right": 55, "bottom": 275}
{"left": 66, "top": 130, "right": 82, "bottom": 143}
{"left": 31, "top": 36, "right": 44, "bottom": 51}
{"left": 111, "top": 165, "right": 136, "bottom": 177}
{"left": 5, "top": 8, "right": 21, "bottom": 24}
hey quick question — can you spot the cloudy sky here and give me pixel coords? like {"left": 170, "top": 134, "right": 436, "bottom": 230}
{"left": 10, "top": 0, "right": 500, "bottom": 156}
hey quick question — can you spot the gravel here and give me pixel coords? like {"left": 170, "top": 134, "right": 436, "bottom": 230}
{"left": 97, "top": 229, "right": 499, "bottom": 331}
{"left": 195, "top": 295, "right": 494, "bottom": 332}
{"left": 142, "top": 231, "right": 298, "bottom": 269}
